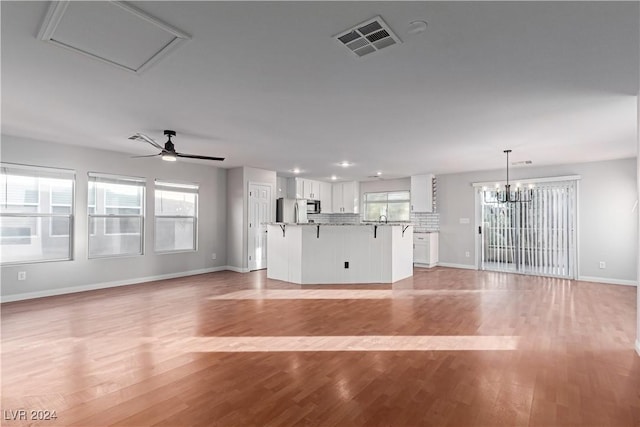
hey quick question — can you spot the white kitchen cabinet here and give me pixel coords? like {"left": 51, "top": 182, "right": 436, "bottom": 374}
{"left": 413, "top": 232, "right": 438, "bottom": 267}
{"left": 288, "top": 178, "right": 322, "bottom": 200}
{"left": 332, "top": 181, "right": 359, "bottom": 213}
{"left": 410, "top": 174, "right": 434, "bottom": 213}
{"left": 319, "top": 181, "right": 333, "bottom": 213}
{"left": 305, "top": 180, "right": 320, "bottom": 200}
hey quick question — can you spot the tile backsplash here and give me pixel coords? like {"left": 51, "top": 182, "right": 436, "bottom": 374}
{"left": 308, "top": 213, "right": 360, "bottom": 224}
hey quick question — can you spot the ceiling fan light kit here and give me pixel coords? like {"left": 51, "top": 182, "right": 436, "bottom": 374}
{"left": 129, "top": 129, "right": 224, "bottom": 162}
{"left": 483, "top": 149, "right": 532, "bottom": 204}
{"left": 161, "top": 152, "right": 177, "bottom": 162}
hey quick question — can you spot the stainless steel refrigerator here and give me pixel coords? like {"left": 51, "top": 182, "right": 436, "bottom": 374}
{"left": 276, "top": 198, "right": 308, "bottom": 223}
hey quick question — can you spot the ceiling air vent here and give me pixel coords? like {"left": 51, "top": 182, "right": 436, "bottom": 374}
{"left": 334, "top": 16, "right": 402, "bottom": 58}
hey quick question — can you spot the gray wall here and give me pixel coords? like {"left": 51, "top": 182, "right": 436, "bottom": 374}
{"left": 1, "top": 135, "right": 227, "bottom": 299}
{"left": 438, "top": 157, "right": 638, "bottom": 284}
{"left": 226, "top": 166, "right": 276, "bottom": 271}
{"left": 226, "top": 167, "right": 244, "bottom": 270}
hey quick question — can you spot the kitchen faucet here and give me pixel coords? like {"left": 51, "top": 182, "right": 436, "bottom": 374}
{"left": 379, "top": 215, "right": 388, "bottom": 224}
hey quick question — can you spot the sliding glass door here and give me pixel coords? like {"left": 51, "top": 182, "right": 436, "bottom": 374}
{"left": 479, "top": 180, "right": 577, "bottom": 279}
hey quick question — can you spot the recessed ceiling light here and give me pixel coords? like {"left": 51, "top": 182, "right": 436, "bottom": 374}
{"left": 376, "top": 171, "right": 382, "bottom": 176}
{"left": 331, "top": 175, "right": 337, "bottom": 180}
{"left": 339, "top": 161, "right": 352, "bottom": 167}
{"left": 290, "top": 168, "right": 301, "bottom": 174}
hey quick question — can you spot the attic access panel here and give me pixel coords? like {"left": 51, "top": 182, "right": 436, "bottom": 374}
{"left": 334, "top": 16, "right": 402, "bottom": 58}
{"left": 38, "top": 1, "right": 190, "bottom": 74}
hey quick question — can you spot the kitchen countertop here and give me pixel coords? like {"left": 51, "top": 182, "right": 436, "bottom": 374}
{"left": 267, "top": 222, "right": 413, "bottom": 227}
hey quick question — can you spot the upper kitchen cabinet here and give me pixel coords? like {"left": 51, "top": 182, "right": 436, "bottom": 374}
{"left": 287, "top": 178, "right": 324, "bottom": 200}
{"left": 332, "top": 181, "right": 359, "bottom": 213}
{"left": 410, "top": 174, "right": 435, "bottom": 212}
{"left": 319, "top": 181, "right": 333, "bottom": 213}
{"left": 304, "top": 180, "right": 320, "bottom": 200}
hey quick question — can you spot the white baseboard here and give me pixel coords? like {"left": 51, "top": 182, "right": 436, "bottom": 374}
{"left": 1, "top": 266, "right": 229, "bottom": 303}
{"left": 437, "top": 262, "right": 477, "bottom": 270}
{"left": 577, "top": 276, "right": 637, "bottom": 287}
{"left": 414, "top": 262, "right": 437, "bottom": 269}
{"left": 225, "top": 266, "right": 250, "bottom": 273}
{"left": 636, "top": 339, "right": 640, "bottom": 356}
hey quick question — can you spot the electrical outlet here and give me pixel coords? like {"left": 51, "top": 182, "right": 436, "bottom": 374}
{"left": 17, "top": 271, "right": 26, "bottom": 281}
{"left": 599, "top": 261, "right": 606, "bottom": 269}
{"left": 465, "top": 251, "right": 470, "bottom": 258}
{"left": 211, "top": 253, "right": 217, "bottom": 260}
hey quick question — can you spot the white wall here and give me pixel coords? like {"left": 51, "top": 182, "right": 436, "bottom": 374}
{"left": 226, "top": 166, "right": 276, "bottom": 271}
{"left": 437, "top": 158, "right": 638, "bottom": 284}
{"left": 0, "top": 135, "right": 227, "bottom": 300}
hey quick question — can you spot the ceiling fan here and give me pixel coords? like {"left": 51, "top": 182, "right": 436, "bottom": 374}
{"left": 128, "top": 130, "right": 225, "bottom": 162}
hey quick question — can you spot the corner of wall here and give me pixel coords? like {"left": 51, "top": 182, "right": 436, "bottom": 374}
{"left": 226, "top": 167, "right": 245, "bottom": 270}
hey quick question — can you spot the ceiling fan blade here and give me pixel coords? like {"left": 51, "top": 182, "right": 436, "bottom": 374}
{"left": 128, "top": 133, "right": 164, "bottom": 150}
{"left": 131, "top": 153, "right": 161, "bottom": 158}
{"left": 176, "top": 152, "right": 225, "bottom": 161}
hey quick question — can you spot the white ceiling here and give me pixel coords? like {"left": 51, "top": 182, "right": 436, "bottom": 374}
{"left": 2, "top": 1, "right": 638, "bottom": 181}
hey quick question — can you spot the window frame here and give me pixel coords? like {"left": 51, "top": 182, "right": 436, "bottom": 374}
{"left": 103, "top": 187, "right": 144, "bottom": 236}
{"left": 363, "top": 190, "right": 411, "bottom": 222}
{"left": 87, "top": 172, "right": 146, "bottom": 259}
{"left": 153, "top": 180, "right": 199, "bottom": 254}
{"left": 49, "top": 184, "right": 73, "bottom": 237}
{"left": 0, "top": 163, "right": 75, "bottom": 265}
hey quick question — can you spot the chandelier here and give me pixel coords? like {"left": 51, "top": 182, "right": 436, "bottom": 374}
{"left": 483, "top": 150, "right": 532, "bottom": 203}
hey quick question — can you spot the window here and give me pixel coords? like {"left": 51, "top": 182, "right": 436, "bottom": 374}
{"left": 363, "top": 191, "right": 411, "bottom": 222}
{"left": 0, "top": 163, "right": 75, "bottom": 264}
{"left": 88, "top": 173, "right": 145, "bottom": 258}
{"left": 87, "top": 182, "right": 97, "bottom": 236}
{"left": 154, "top": 180, "right": 198, "bottom": 253}
{"left": 50, "top": 182, "right": 73, "bottom": 237}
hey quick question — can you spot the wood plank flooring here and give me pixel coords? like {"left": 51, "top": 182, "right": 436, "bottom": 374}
{"left": 1, "top": 267, "right": 639, "bottom": 426}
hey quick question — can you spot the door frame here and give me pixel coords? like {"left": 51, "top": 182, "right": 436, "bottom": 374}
{"left": 474, "top": 189, "right": 482, "bottom": 270}
{"left": 247, "top": 181, "right": 273, "bottom": 271}
{"left": 473, "top": 175, "right": 581, "bottom": 278}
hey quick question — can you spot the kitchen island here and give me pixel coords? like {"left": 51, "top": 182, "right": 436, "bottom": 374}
{"left": 267, "top": 223, "right": 413, "bottom": 284}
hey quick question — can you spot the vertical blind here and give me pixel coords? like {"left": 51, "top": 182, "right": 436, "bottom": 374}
{"left": 480, "top": 180, "right": 577, "bottom": 279}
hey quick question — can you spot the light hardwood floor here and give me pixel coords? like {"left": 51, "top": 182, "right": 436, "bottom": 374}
{"left": 1, "top": 267, "right": 639, "bottom": 426}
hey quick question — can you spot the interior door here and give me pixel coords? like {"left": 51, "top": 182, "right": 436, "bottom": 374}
{"left": 248, "top": 183, "right": 272, "bottom": 271}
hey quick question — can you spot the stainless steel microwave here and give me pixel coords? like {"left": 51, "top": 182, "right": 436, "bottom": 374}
{"left": 306, "top": 199, "right": 321, "bottom": 214}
